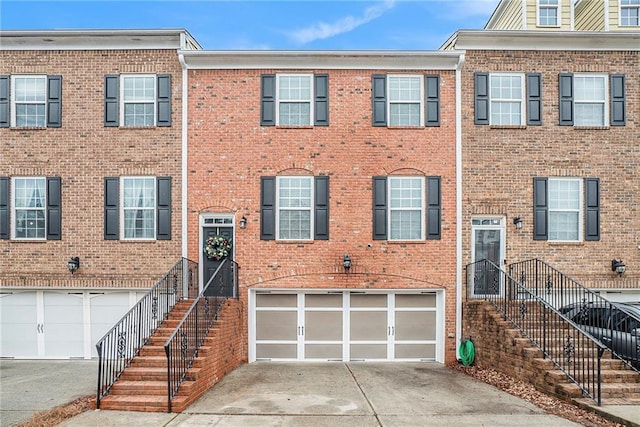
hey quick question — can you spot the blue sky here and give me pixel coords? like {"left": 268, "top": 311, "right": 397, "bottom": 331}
{"left": 1, "top": 0, "right": 500, "bottom": 50}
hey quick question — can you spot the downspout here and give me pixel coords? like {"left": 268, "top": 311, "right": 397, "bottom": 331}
{"left": 178, "top": 51, "right": 188, "bottom": 262}
{"left": 455, "top": 52, "right": 465, "bottom": 361}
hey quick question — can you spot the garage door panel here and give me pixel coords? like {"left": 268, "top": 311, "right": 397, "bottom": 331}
{"left": 256, "top": 311, "right": 297, "bottom": 340}
{"left": 256, "top": 344, "right": 296, "bottom": 359}
{"left": 305, "top": 294, "right": 341, "bottom": 308}
{"left": 305, "top": 344, "right": 342, "bottom": 359}
{"left": 350, "top": 294, "right": 386, "bottom": 307}
{"left": 305, "top": 312, "right": 342, "bottom": 340}
{"left": 256, "top": 293, "right": 296, "bottom": 307}
{"left": 44, "top": 293, "right": 84, "bottom": 357}
{"left": 351, "top": 344, "right": 387, "bottom": 359}
{"left": 395, "top": 311, "right": 436, "bottom": 340}
{"left": 396, "top": 294, "right": 436, "bottom": 308}
{"left": 0, "top": 293, "right": 38, "bottom": 357}
{"left": 90, "top": 292, "right": 132, "bottom": 357}
{"left": 395, "top": 344, "right": 436, "bottom": 359}
{"left": 350, "top": 311, "right": 386, "bottom": 340}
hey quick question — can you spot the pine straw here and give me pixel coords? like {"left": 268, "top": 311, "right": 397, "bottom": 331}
{"left": 15, "top": 395, "right": 93, "bottom": 427}
{"left": 450, "top": 364, "right": 623, "bottom": 427}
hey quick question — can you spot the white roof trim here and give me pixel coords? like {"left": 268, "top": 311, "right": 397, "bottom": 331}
{"left": 452, "top": 30, "right": 640, "bottom": 51}
{"left": 180, "top": 50, "right": 462, "bottom": 70}
{"left": 0, "top": 29, "right": 202, "bottom": 50}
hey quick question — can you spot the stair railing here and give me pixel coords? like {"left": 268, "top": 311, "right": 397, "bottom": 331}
{"left": 95, "top": 257, "right": 198, "bottom": 409}
{"left": 510, "top": 259, "right": 640, "bottom": 372}
{"left": 466, "top": 259, "right": 607, "bottom": 405}
{"left": 164, "top": 258, "right": 239, "bottom": 412}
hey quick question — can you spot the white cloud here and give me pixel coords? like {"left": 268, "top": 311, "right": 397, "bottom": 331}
{"left": 436, "top": 0, "right": 501, "bottom": 22}
{"left": 286, "top": 0, "right": 396, "bottom": 45}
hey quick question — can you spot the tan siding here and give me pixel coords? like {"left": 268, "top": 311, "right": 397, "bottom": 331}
{"left": 529, "top": 0, "right": 573, "bottom": 30}
{"left": 575, "top": 0, "right": 605, "bottom": 30}
{"left": 491, "top": 0, "right": 524, "bottom": 29}
{"left": 526, "top": 1, "right": 537, "bottom": 28}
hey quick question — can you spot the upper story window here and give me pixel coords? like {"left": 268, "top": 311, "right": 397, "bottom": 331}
{"left": 372, "top": 74, "right": 440, "bottom": 127}
{"left": 559, "top": 73, "right": 626, "bottom": 127}
{"left": 104, "top": 74, "right": 172, "bottom": 127}
{"left": 538, "top": 0, "right": 559, "bottom": 26}
{"left": 621, "top": 0, "right": 640, "bottom": 26}
{"left": 260, "top": 74, "right": 328, "bottom": 127}
{"left": 372, "top": 175, "right": 441, "bottom": 241}
{"left": 533, "top": 177, "right": 600, "bottom": 242}
{"left": 0, "top": 75, "right": 62, "bottom": 128}
{"left": 0, "top": 176, "right": 61, "bottom": 241}
{"left": 474, "top": 72, "right": 541, "bottom": 126}
{"left": 103, "top": 176, "right": 172, "bottom": 241}
{"left": 574, "top": 75, "right": 607, "bottom": 126}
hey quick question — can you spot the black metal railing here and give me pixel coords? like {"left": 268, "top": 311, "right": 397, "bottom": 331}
{"left": 466, "top": 259, "right": 608, "bottom": 405}
{"left": 510, "top": 259, "right": 640, "bottom": 373}
{"left": 164, "top": 258, "right": 239, "bottom": 412}
{"left": 95, "top": 258, "right": 197, "bottom": 409}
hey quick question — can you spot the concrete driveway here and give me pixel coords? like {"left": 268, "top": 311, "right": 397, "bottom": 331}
{"left": 62, "top": 362, "right": 580, "bottom": 426}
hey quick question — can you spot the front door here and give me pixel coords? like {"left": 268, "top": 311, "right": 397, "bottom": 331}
{"left": 471, "top": 217, "right": 505, "bottom": 297}
{"left": 200, "top": 216, "right": 234, "bottom": 296}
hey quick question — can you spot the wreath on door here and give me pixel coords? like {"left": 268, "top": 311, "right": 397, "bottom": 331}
{"left": 203, "top": 235, "right": 232, "bottom": 260}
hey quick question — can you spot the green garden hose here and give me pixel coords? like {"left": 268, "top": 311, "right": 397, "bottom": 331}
{"left": 458, "top": 339, "right": 475, "bottom": 366}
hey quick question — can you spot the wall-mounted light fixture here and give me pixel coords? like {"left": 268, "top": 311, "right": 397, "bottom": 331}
{"left": 239, "top": 216, "right": 247, "bottom": 229}
{"left": 67, "top": 257, "right": 80, "bottom": 274}
{"left": 513, "top": 217, "right": 523, "bottom": 230}
{"left": 611, "top": 259, "right": 626, "bottom": 276}
{"left": 343, "top": 254, "right": 352, "bottom": 273}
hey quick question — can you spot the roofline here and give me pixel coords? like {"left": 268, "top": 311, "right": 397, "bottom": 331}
{"left": 0, "top": 29, "right": 202, "bottom": 50}
{"left": 179, "top": 50, "right": 463, "bottom": 70}
{"left": 451, "top": 30, "right": 640, "bottom": 51}
{"left": 484, "top": 0, "right": 510, "bottom": 29}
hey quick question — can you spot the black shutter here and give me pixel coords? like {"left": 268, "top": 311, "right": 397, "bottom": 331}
{"left": 474, "top": 72, "right": 489, "bottom": 125}
{"left": 156, "top": 74, "right": 171, "bottom": 127}
{"left": 156, "top": 177, "right": 171, "bottom": 240}
{"left": 260, "top": 176, "right": 276, "bottom": 240}
{"left": 314, "top": 74, "right": 329, "bottom": 126}
{"left": 585, "top": 178, "right": 600, "bottom": 241}
{"left": 533, "top": 177, "right": 548, "bottom": 240}
{"left": 426, "top": 176, "right": 441, "bottom": 239}
{"left": 372, "top": 177, "right": 387, "bottom": 240}
{"left": 0, "top": 177, "right": 8, "bottom": 239}
{"left": 104, "top": 75, "right": 119, "bottom": 127}
{"left": 0, "top": 76, "right": 8, "bottom": 128}
{"left": 526, "top": 73, "right": 542, "bottom": 126}
{"left": 261, "top": 75, "right": 276, "bottom": 126}
{"left": 610, "top": 74, "right": 625, "bottom": 126}
{"left": 104, "top": 177, "right": 119, "bottom": 240}
{"left": 425, "top": 74, "right": 440, "bottom": 127}
{"left": 314, "top": 176, "right": 329, "bottom": 240}
{"left": 559, "top": 73, "right": 573, "bottom": 126}
{"left": 46, "top": 177, "right": 61, "bottom": 240}
{"left": 46, "top": 75, "right": 62, "bottom": 128}
{"left": 372, "top": 74, "right": 387, "bottom": 126}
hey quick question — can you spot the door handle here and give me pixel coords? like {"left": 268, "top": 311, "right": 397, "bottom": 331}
{"left": 601, "top": 336, "right": 612, "bottom": 342}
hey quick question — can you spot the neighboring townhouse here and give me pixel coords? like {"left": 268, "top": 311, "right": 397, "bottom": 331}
{"left": 486, "top": 0, "right": 640, "bottom": 31}
{"left": 445, "top": 29, "right": 640, "bottom": 300}
{"left": 0, "top": 30, "right": 199, "bottom": 359}
{"left": 181, "top": 51, "right": 463, "bottom": 364}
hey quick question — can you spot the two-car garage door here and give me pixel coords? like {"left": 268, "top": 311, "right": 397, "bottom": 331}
{"left": 251, "top": 290, "right": 443, "bottom": 362}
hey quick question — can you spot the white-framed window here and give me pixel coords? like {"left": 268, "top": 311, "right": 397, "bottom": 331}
{"left": 621, "top": 0, "right": 640, "bottom": 26}
{"left": 277, "top": 74, "right": 313, "bottom": 126}
{"left": 548, "top": 178, "right": 582, "bottom": 242}
{"left": 489, "top": 73, "right": 525, "bottom": 126}
{"left": 574, "top": 74, "right": 608, "bottom": 127}
{"left": 538, "top": 0, "right": 559, "bottom": 26}
{"left": 388, "top": 75, "right": 423, "bottom": 126}
{"left": 389, "top": 176, "right": 424, "bottom": 240}
{"left": 12, "top": 177, "right": 46, "bottom": 239}
{"left": 121, "top": 74, "right": 156, "bottom": 127}
{"left": 276, "top": 176, "right": 313, "bottom": 240}
{"left": 121, "top": 177, "right": 156, "bottom": 240}
{"left": 11, "top": 75, "right": 46, "bottom": 127}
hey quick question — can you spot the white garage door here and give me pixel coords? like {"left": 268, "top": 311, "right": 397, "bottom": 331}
{"left": 0, "top": 290, "right": 134, "bottom": 359}
{"left": 252, "top": 290, "right": 441, "bottom": 362}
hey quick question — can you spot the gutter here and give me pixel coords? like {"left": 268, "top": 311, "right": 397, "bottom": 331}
{"left": 178, "top": 51, "right": 188, "bottom": 263}
{"left": 455, "top": 52, "right": 466, "bottom": 361}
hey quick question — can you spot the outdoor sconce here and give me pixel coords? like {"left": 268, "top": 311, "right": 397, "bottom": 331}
{"left": 343, "top": 254, "right": 352, "bottom": 273}
{"left": 67, "top": 257, "right": 80, "bottom": 274}
{"left": 239, "top": 216, "right": 247, "bottom": 229}
{"left": 513, "top": 217, "right": 523, "bottom": 230}
{"left": 611, "top": 259, "right": 626, "bottom": 276}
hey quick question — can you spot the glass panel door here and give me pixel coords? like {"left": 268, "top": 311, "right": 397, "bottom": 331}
{"left": 471, "top": 218, "right": 505, "bottom": 297}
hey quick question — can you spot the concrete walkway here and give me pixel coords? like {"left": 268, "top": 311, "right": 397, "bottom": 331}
{"left": 61, "top": 362, "right": 582, "bottom": 426}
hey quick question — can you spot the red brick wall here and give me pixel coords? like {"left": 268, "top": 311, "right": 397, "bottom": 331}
{"left": 0, "top": 49, "right": 183, "bottom": 288}
{"left": 187, "top": 68, "right": 459, "bottom": 363}
{"left": 461, "top": 50, "right": 639, "bottom": 289}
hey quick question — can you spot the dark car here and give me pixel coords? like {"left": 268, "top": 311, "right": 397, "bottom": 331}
{"left": 560, "top": 301, "right": 640, "bottom": 369}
